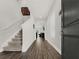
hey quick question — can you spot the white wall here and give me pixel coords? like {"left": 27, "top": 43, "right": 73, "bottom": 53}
{"left": 45, "top": 13, "right": 55, "bottom": 40}
{"left": 46, "top": 0, "right": 61, "bottom": 54}
{"left": 0, "top": 0, "right": 22, "bottom": 30}
{"left": 22, "top": 16, "right": 35, "bottom": 52}
{"left": 0, "top": 0, "right": 23, "bottom": 52}
{"left": 46, "top": 13, "right": 61, "bottom": 55}
{"left": 55, "top": 14, "right": 61, "bottom": 54}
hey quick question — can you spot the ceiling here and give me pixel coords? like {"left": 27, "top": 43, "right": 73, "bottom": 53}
{"left": 26, "top": 0, "right": 55, "bottom": 20}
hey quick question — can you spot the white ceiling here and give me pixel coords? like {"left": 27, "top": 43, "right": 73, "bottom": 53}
{"left": 22, "top": 0, "right": 56, "bottom": 20}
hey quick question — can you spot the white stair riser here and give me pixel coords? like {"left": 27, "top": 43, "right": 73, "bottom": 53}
{"left": 3, "top": 48, "right": 21, "bottom": 51}
{"left": 12, "top": 39, "right": 21, "bottom": 42}
{"left": 8, "top": 42, "right": 21, "bottom": 46}
{"left": 15, "top": 36, "right": 22, "bottom": 38}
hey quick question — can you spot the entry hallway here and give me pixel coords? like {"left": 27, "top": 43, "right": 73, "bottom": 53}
{"left": 0, "top": 39, "right": 61, "bottom": 59}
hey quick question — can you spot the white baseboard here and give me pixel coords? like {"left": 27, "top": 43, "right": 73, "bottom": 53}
{"left": 47, "top": 39, "right": 61, "bottom": 55}
{"left": 22, "top": 39, "right": 35, "bottom": 52}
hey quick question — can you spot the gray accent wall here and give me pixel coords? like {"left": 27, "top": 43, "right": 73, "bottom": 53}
{"left": 62, "top": 0, "right": 79, "bottom": 59}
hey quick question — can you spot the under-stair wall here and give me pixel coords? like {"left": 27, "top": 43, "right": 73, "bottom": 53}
{"left": 22, "top": 16, "right": 35, "bottom": 52}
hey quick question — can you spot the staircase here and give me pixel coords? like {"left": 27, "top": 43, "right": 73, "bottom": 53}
{"left": 3, "top": 30, "right": 22, "bottom": 51}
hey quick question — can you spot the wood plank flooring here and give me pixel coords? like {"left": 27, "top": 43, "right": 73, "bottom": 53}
{"left": 0, "top": 51, "right": 22, "bottom": 59}
{"left": 0, "top": 39, "right": 61, "bottom": 59}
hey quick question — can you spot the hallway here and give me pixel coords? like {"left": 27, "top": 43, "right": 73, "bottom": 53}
{"left": 23, "top": 39, "right": 61, "bottom": 59}
{"left": 0, "top": 39, "right": 61, "bottom": 59}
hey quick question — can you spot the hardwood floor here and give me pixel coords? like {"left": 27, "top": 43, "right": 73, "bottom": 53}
{"left": 0, "top": 39, "right": 61, "bottom": 59}
{"left": 23, "top": 39, "right": 61, "bottom": 59}
{"left": 0, "top": 51, "right": 22, "bottom": 59}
